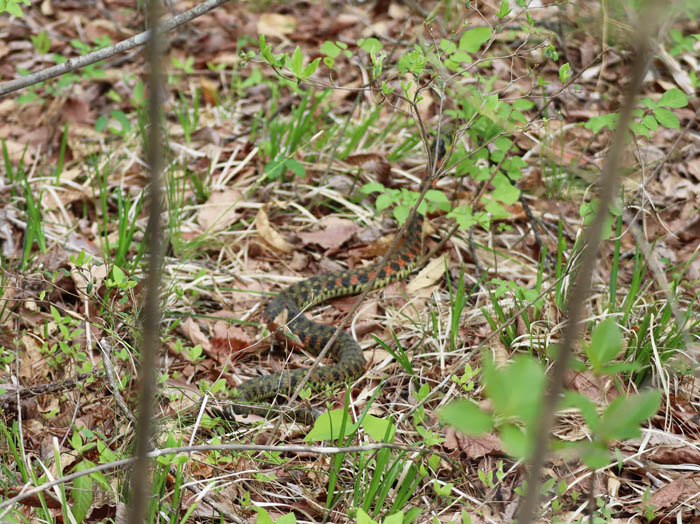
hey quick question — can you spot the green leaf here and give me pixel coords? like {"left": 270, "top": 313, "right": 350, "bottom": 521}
{"left": 491, "top": 175, "right": 520, "bottom": 205}
{"left": 375, "top": 193, "right": 394, "bottom": 212}
{"left": 559, "top": 63, "right": 571, "bottom": 83}
{"left": 111, "top": 266, "right": 126, "bottom": 285}
{"left": 653, "top": 107, "right": 680, "bottom": 129}
{"left": 641, "top": 114, "right": 658, "bottom": 132}
{"left": 95, "top": 115, "right": 108, "bottom": 132}
{"left": 285, "top": 158, "right": 305, "bottom": 177}
{"left": 587, "top": 318, "right": 623, "bottom": 369}
{"left": 560, "top": 391, "right": 599, "bottom": 432}
{"left": 499, "top": 423, "right": 529, "bottom": 459}
{"left": 513, "top": 99, "right": 534, "bottom": 111}
{"left": 597, "top": 390, "right": 662, "bottom": 441}
{"left": 70, "top": 461, "right": 94, "bottom": 522}
{"left": 361, "top": 414, "right": 395, "bottom": 442}
{"left": 584, "top": 113, "right": 619, "bottom": 133}
{"left": 305, "top": 409, "right": 358, "bottom": 442}
{"left": 290, "top": 46, "right": 303, "bottom": 76}
{"left": 393, "top": 205, "right": 410, "bottom": 224}
{"left": 6, "top": 0, "right": 25, "bottom": 16}
{"left": 384, "top": 511, "right": 404, "bottom": 524}
{"left": 253, "top": 506, "right": 275, "bottom": 524}
{"left": 31, "top": 31, "right": 51, "bottom": 54}
{"left": 459, "top": 27, "right": 492, "bottom": 53}
{"left": 357, "top": 37, "right": 383, "bottom": 54}
{"left": 301, "top": 57, "right": 321, "bottom": 79}
{"left": 484, "top": 354, "right": 545, "bottom": 424}
{"left": 658, "top": 88, "right": 688, "bottom": 108}
{"left": 356, "top": 508, "right": 377, "bottom": 524}
{"left": 361, "top": 182, "right": 385, "bottom": 194}
{"left": 425, "top": 189, "right": 450, "bottom": 211}
{"left": 321, "top": 41, "right": 341, "bottom": 58}
{"left": 439, "top": 399, "right": 494, "bottom": 435}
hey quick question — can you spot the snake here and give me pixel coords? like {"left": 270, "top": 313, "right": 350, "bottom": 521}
{"left": 219, "top": 136, "right": 449, "bottom": 421}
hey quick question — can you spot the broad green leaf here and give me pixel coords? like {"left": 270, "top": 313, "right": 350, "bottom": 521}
{"left": 305, "top": 409, "right": 358, "bottom": 441}
{"left": 439, "top": 399, "right": 494, "bottom": 435}
{"left": 361, "top": 414, "right": 395, "bottom": 442}
{"left": 587, "top": 318, "right": 623, "bottom": 369}
{"left": 559, "top": 63, "right": 571, "bottom": 83}
{"left": 301, "top": 57, "right": 321, "bottom": 79}
{"left": 491, "top": 176, "right": 520, "bottom": 205}
{"left": 658, "top": 88, "right": 688, "bottom": 108}
{"left": 560, "top": 391, "right": 599, "bottom": 431}
{"left": 356, "top": 508, "right": 377, "bottom": 524}
{"left": 653, "top": 107, "right": 680, "bottom": 129}
{"left": 642, "top": 115, "right": 658, "bottom": 132}
{"left": 597, "top": 390, "right": 662, "bottom": 441}
{"left": 362, "top": 182, "right": 385, "bottom": 194}
{"left": 70, "top": 461, "right": 94, "bottom": 523}
{"left": 459, "top": 27, "right": 492, "bottom": 53}
{"left": 321, "top": 41, "right": 341, "bottom": 58}
{"left": 393, "top": 205, "right": 410, "bottom": 224}
{"left": 500, "top": 423, "right": 529, "bottom": 459}
{"left": 584, "top": 113, "right": 619, "bottom": 133}
{"left": 357, "top": 37, "right": 383, "bottom": 54}
{"left": 384, "top": 511, "right": 404, "bottom": 524}
{"left": 285, "top": 158, "right": 305, "bottom": 177}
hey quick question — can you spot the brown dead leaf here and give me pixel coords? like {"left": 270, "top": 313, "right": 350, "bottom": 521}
{"left": 565, "top": 371, "right": 616, "bottom": 403}
{"left": 70, "top": 260, "right": 107, "bottom": 297}
{"left": 444, "top": 427, "right": 503, "bottom": 458}
{"left": 298, "top": 216, "right": 360, "bottom": 250}
{"left": 200, "top": 77, "right": 219, "bottom": 106}
{"left": 197, "top": 189, "right": 242, "bottom": 232}
{"left": 650, "top": 445, "right": 700, "bottom": 465}
{"left": 650, "top": 476, "right": 687, "bottom": 509}
{"left": 19, "top": 335, "right": 49, "bottom": 383}
{"left": 407, "top": 255, "right": 445, "bottom": 294}
{"left": 179, "top": 318, "right": 211, "bottom": 352}
{"left": 257, "top": 13, "right": 296, "bottom": 36}
{"left": 256, "top": 204, "right": 294, "bottom": 253}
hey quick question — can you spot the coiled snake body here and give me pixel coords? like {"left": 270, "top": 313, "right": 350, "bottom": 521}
{"left": 221, "top": 139, "right": 446, "bottom": 421}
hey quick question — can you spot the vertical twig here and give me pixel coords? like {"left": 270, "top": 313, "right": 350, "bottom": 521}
{"left": 516, "top": 6, "right": 661, "bottom": 523}
{"left": 127, "top": 0, "right": 165, "bottom": 521}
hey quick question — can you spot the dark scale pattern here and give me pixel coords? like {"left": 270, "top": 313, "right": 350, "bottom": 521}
{"left": 220, "top": 134, "right": 450, "bottom": 421}
{"left": 221, "top": 213, "right": 425, "bottom": 420}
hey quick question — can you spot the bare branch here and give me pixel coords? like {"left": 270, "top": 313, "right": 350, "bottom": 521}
{"left": 516, "top": 6, "right": 663, "bottom": 523}
{"left": 126, "top": 0, "right": 166, "bottom": 521}
{"left": 0, "top": 0, "right": 232, "bottom": 97}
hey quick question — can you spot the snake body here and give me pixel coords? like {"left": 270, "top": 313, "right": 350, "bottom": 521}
{"left": 221, "top": 212, "right": 423, "bottom": 420}
{"left": 221, "top": 137, "right": 447, "bottom": 420}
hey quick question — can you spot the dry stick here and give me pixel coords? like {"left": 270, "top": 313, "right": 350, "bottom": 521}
{"left": 0, "top": 441, "right": 450, "bottom": 512}
{"left": 126, "top": 1, "right": 165, "bottom": 522}
{"left": 516, "top": 16, "right": 658, "bottom": 524}
{"left": 0, "top": 0, "right": 232, "bottom": 97}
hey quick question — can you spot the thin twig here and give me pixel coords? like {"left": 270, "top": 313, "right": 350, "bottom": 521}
{"left": 0, "top": 441, "right": 452, "bottom": 511}
{"left": 126, "top": 0, "right": 165, "bottom": 521}
{"left": 0, "top": 0, "right": 232, "bottom": 97}
{"left": 516, "top": 8, "right": 660, "bottom": 523}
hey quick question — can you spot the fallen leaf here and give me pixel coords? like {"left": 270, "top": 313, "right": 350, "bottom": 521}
{"left": 197, "top": 189, "right": 242, "bottom": 232}
{"left": 444, "top": 427, "right": 503, "bottom": 458}
{"left": 650, "top": 476, "right": 686, "bottom": 508}
{"left": 298, "top": 216, "right": 360, "bottom": 250}
{"left": 256, "top": 204, "right": 294, "bottom": 253}
{"left": 407, "top": 255, "right": 445, "bottom": 294}
{"left": 257, "top": 13, "right": 296, "bottom": 36}
{"left": 179, "top": 318, "right": 211, "bottom": 352}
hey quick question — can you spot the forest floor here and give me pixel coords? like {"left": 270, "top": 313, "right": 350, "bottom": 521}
{"left": 1, "top": 1, "right": 700, "bottom": 523}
